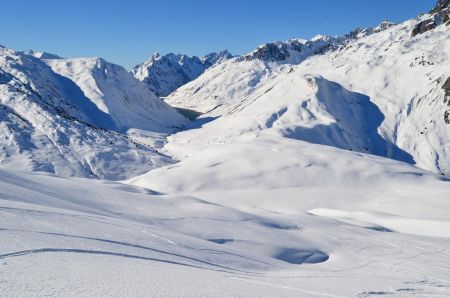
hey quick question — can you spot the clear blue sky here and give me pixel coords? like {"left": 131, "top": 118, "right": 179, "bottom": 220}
{"left": 0, "top": 0, "right": 435, "bottom": 69}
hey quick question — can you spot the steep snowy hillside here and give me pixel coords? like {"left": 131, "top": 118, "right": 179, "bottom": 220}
{"left": 45, "top": 57, "right": 187, "bottom": 133}
{"left": 166, "top": 8, "right": 450, "bottom": 175}
{"left": 132, "top": 50, "right": 233, "bottom": 97}
{"left": 0, "top": 46, "right": 185, "bottom": 179}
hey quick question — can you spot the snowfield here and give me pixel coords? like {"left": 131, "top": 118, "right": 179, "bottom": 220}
{"left": 2, "top": 146, "right": 450, "bottom": 297}
{"left": 1, "top": 1, "right": 450, "bottom": 297}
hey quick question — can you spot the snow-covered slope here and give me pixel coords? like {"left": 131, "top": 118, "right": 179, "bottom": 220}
{"left": 2, "top": 2, "right": 450, "bottom": 296}
{"left": 4, "top": 142, "right": 450, "bottom": 296}
{"left": 132, "top": 50, "right": 233, "bottom": 97}
{"left": 165, "top": 23, "right": 395, "bottom": 116}
{"left": 166, "top": 11, "right": 450, "bottom": 175}
{"left": 45, "top": 57, "right": 187, "bottom": 133}
{"left": 0, "top": 46, "right": 186, "bottom": 179}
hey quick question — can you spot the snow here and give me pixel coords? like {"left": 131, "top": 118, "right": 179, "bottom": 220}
{"left": 1, "top": 3, "right": 450, "bottom": 297}
{"left": 132, "top": 51, "right": 233, "bottom": 97}
{"left": 2, "top": 141, "right": 450, "bottom": 296}
{"left": 22, "top": 50, "right": 63, "bottom": 60}
{"left": 0, "top": 47, "right": 186, "bottom": 180}
{"left": 166, "top": 16, "right": 450, "bottom": 175}
{"left": 45, "top": 57, "right": 187, "bottom": 133}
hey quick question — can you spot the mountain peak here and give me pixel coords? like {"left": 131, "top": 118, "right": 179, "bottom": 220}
{"left": 201, "top": 50, "right": 233, "bottom": 68}
{"left": 133, "top": 50, "right": 233, "bottom": 97}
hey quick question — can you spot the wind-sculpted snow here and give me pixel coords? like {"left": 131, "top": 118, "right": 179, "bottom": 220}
{"left": 3, "top": 151, "right": 450, "bottom": 296}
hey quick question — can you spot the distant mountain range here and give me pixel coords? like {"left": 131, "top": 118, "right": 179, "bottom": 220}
{"left": 132, "top": 50, "right": 233, "bottom": 97}
{"left": 165, "top": 3, "right": 450, "bottom": 176}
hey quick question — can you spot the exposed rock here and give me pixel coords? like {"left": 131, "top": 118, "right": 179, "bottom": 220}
{"left": 201, "top": 50, "right": 233, "bottom": 68}
{"left": 443, "top": 77, "right": 450, "bottom": 97}
{"left": 246, "top": 43, "right": 290, "bottom": 62}
{"left": 243, "top": 21, "right": 394, "bottom": 63}
{"left": 445, "top": 110, "right": 450, "bottom": 124}
{"left": 413, "top": 0, "right": 450, "bottom": 37}
{"left": 431, "top": 0, "right": 450, "bottom": 14}
{"left": 412, "top": 19, "right": 438, "bottom": 37}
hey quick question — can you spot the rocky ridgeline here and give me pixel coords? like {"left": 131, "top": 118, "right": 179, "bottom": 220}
{"left": 243, "top": 36, "right": 345, "bottom": 63}
{"left": 412, "top": 0, "right": 450, "bottom": 37}
{"left": 243, "top": 22, "right": 394, "bottom": 63}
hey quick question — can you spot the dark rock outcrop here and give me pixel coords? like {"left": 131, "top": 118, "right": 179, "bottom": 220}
{"left": 443, "top": 77, "right": 450, "bottom": 97}
{"left": 246, "top": 43, "right": 290, "bottom": 62}
{"left": 412, "top": 0, "right": 450, "bottom": 37}
{"left": 431, "top": 0, "right": 450, "bottom": 13}
{"left": 412, "top": 19, "right": 438, "bottom": 37}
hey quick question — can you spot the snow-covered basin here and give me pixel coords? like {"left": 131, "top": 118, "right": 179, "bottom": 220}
{"left": 2, "top": 159, "right": 450, "bottom": 296}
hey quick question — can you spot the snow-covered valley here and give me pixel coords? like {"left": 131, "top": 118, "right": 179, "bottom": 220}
{"left": 1, "top": 1, "right": 450, "bottom": 297}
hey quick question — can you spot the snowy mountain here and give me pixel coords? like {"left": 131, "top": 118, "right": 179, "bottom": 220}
{"left": 22, "top": 49, "right": 63, "bottom": 59}
{"left": 2, "top": 1, "right": 450, "bottom": 297}
{"left": 45, "top": 57, "right": 187, "bottom": 133}
{"left": 132, "top": 50, "right": 233, "bottom": 97}
{"left": 166, "top": 13, "right": 450, "bottom": 175}
{"left": 0, "top": 46, "right": 187, "bottom": 180}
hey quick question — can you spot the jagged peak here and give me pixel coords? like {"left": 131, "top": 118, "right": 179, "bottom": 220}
{"left": 242, "top": 20, "right": 397, "bottom": 63}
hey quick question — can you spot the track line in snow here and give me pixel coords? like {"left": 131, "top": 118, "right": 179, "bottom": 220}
{"left": 0, "top": 228, "right": 263, "bottom": 275}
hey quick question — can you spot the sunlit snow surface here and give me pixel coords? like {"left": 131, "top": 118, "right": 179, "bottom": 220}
{"left": 1, "top": 136, "right": 450, "bottom": 297}
{"left": 1, "top": 10, "right": 450, "bottom": 298}
{"left": 167, "top": 17, "right": 450, "bottom": 176}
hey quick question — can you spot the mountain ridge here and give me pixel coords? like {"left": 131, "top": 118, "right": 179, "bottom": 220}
{"left": 132, "top": 50, "right": 233, "bottom": 97}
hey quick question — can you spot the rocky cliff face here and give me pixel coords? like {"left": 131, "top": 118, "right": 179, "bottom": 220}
{"left": 431, "top": 0, "right": 450, "bottom": 13}
{"left": 443, "top": 77, "right": 450, "bottom": 97}
{"left": 243, "top": 37, "right": 341, "bottom": 63}
{"left": 412, "top": 0, "right": 450, "bottom": 37}
{"left": 243, "top": 22, "right": 395, "bottom": 64}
